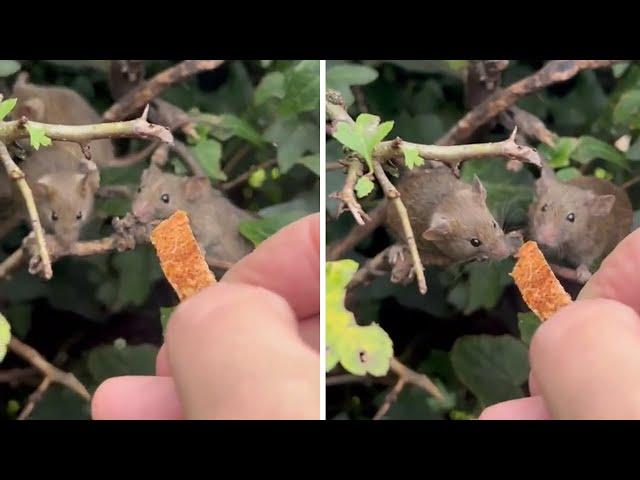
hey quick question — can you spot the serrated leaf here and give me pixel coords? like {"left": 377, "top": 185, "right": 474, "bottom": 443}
{"left": 326, "top": 260, "right": 393, "bottom": 376}
{"left": 160, "top": 307, "right": 175, "bottom": 335}
{"left": 402, "top": 146, "right": 424, "bottom": 169}
{"left": 191, "top": 139, "right": 226, "bottom": 180}
{"left": 555, "top": 167, "right": 582, "bottom": 182}
{"left": 571, "top": 135, "right": 629, "bottom": 170}
{"left": 264, "top": 118, "right": 318, "bottom": 173}
{"left": 355, "top": 176, "right": 375, "bottom": 198}
{"left": 614, "top": 89, "right": 640, "bottom": 128}
{"left": 517, "top": 312, "right": 541, "bottom": 346}
{"left": 239, "top": 211, "right": 303, "bottom": 246}
{"left": 0, "top": 60, "right": 20, "bottom": 77}
{"left": 326, "top": 64, "right": 378, "bottom": 107}
{"left": 218, "top": 114, "right": 264, "bottom": 146}
{"left": 332, "top": 113, "right": 394, "bottom": 171}
{"left": 451, "top": 334, "right": 529, "bottom": 408}
{"left": 0, "top": 98, "right": 17, "bottom": 121}
{"left": 0, "top": 312, "right": 11, "bottom": 363}
{"left": 254, "top": 71, "right": 285, "bottom": 106}
{"left": 538, "top": 137, "right": 577, "bottom": 169}
{"left": 279, "top": 60, "right": 320, "bottom": 115}
{"left": 25, "top": 124, "right": 52, "bottom": 150}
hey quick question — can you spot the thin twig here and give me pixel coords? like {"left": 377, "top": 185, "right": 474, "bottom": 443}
{"left": 169, "top": 139, "right": 206, "bottom": 177}
{"left": 329, "top": 159, "right": 370, "bottom": 225}
{"left": 0, "top": 142, "right": 52, "bottom": 279}
{"left": 372, "top": 357, "right": 445, "bottom": 420}
{"left": 8, "top": 337, "right": 91, "bottom": 403}
{"left": 223, "top": 144, "right": 253, "bottom": 175}
{"left": 0, "top": 367, "right": 39, "bottom": 386}
{"left": 17, "top": 376, "right": 51, "bottom": 420}
{"left": 622, "top": 175, "right": 640, "bottom": 190}
{"left": 439, "top": 60, "right": 620, "bottom": 146}
{"left": 505, "top": 106, "right": 557, "bottom": 147}
{"left": 221, "top": 159, "right": 278, "bottom": 191}
{"left": 0, "top": 248, "right": 25, "bottom": 279}
{"left": 346, "top": 247, "right": 391, "bottom": 290}
{"left": 327, "top": 202, "right": 387, "bottom": 261}
{"left": 373, "top": 161, "right": 426, "bottom": 294}
{"left": 326, "top": 161, "right": 344, "bottom": 171}
{"left": 103, "top": 60, "right": 225, "bottom": 121}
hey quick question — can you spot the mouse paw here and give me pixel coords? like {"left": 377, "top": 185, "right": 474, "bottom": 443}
{"left": 390, "top": 257, "right": 415, "bottom": 285}
{"left": 576, "top": 264, "right": 592, "bottom": 284}
{"left": 387, "top": 244, "right": 407, "bottom": 265}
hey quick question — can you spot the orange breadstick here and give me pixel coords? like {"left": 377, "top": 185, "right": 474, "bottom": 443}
{"left": 510, "top": 241, "right": 572, "bottom": 321}
{"left": 150, "top": 210, "right": 216, "bottom": 301}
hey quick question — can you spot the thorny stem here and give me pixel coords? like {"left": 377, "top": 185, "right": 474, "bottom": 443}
{"left": 329, "top": 159, "right": 369, "bottom": 225}
{"left": 373, "top": 161, "right": 427, "bottom": 294}
{"left": 103, "top": 60, "right": 225, "bottom": 121}
{"left": 0, "top": 142, "right": 52, "bottom": 279}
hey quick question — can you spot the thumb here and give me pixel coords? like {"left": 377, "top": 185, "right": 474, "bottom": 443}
{"left": 165, "top": 282, "right": 320, "bottom": 419}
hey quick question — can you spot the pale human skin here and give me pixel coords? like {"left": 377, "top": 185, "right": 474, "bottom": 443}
{"left": 481, "top": 227, "right": 640, "bottom": 420}
{"left": 92, "top": 213, "right": 320, "bottom": 420}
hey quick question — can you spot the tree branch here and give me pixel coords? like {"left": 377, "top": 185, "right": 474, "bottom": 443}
{"left": 0, "top": 142, "right": 52, "bottom": 279}
{"left": 439, "top": 60, "right": 620, "bottom": 146}
{"left": 373, "top": 161, "right": 426, "bottom": 294}
{"left": 103, "top": 60, "right": 225, "bottom": 121}
{"left": 328, "top": 159, "right": 370, "bottom": 225}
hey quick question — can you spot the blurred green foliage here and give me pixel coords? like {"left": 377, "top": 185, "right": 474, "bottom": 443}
{"left": 326, "top": 60, "right": 640, "bottom": 420}
{"left": 0, "top": 60, "right": 319, "bottom": 419}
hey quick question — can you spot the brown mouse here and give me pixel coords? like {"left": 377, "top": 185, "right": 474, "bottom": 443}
{"left": 5, "top": 144, "right": 101, "bottom": 248}
{"left": 528, "top": 167, "right": 633, "bottom": 282}
{"left": 10, "top": 74, "right": 115, "bottom": 166}
{"left": 385, "top": 166, "right": 516, "bottom": 281}
{"left": 131, "top": 164, "right": 255, "bottom": 263}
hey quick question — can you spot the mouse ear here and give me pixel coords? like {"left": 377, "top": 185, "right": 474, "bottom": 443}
{"left": 536, "top": 165, "right": 557, "bottom": 195}
{"left": 14, "top": 97, "right": 45, "bottom": 121}
{"left": 422, "top": 214, "right": 452, "bottom": 241}
{"left": 77, "top": 160, "right": 100, "bottom": 195}
{"left": 33, "top": 176, "right": 53, "bottom": 198}
{"left": 588, "top": 194, "right": 616, "bottom": 216}
{"left": 471, "top": 175, "right": 487, "bottom": 201}
{"left": 184, "top": 176, "right": 210, "bottom": 202}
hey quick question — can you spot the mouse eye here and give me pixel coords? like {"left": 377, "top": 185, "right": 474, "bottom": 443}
{"left": 541, "top": 204, "right": 548, "bottom": 212}
{"left": 566, "top": 212, "right": 575, "bottom": 223}
{"left": 161, "top": 193, "right": 170, "bottom": 204}
{"left": 51, "top": 211, "right": 58, "bottom": 222}
{"left": 470, "top": 238, "right": 482, "bottom": 247}
{"left": 76, "top": 211, "right": 83, "bottom": 221}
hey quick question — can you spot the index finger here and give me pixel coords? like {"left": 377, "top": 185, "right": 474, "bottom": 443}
{"left": 578, "top": 228, "right": 640, "bottom": 311}
{"left": 222, "top": 213, "right": 320, "bottom": 320}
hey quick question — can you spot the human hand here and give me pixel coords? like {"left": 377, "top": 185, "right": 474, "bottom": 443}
{"left": 480, "top": 228, "right": 640, "bottom": 420}
{"left": 92, "top": 213, "right": 320, "bottom": 420}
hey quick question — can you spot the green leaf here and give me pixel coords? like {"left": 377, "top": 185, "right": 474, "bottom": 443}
{"left": 613, "top": 89, "right": 640, "bottom": 129}
{"left": 0, "top": 60, "right": 20, "bottom": 77}
{"left": 462, "top": 260, "right": 514, "bottom": 315}
{"left": 538, "top": 137, "right": 577, "bottom": 169}
{"left": 279, "top": 60, "right": 320, "bottom": 115}
{"left": 518, "top": 312, "right": 542, "bottom": 346}
{"left": 5, "top": 304, "right": 32, "bottom": 339}
{"left": 191, "top": 139, "right": 226, "bottom": 181}
{"left": 297, "top": 154, "right": 320, "bottom": 176}
{"left": 254, "top": 71, "right": 285, "bottom": 106}
{"left": 25, "top": 124, "right": 52, "bottom": 150}
{"left": 0, "top": 98, "right": 17, "bottom": 121}
{"left": 627, "top": 136, "right": 640, "bottom": 161}
{"left": 218, "top": 114, "right": 264, "bottom": 146}
{"left": 326, "top": 260, "right": 394, "bottom": 376}
{"left": 332, "top": 113, "right": 394, "bottom": 171}
{"left": 160, "top": 307, "right": 175, "bottom": 336}
{"left": 402, "top": 146, "right": 424, "bottom": 170}
{"left": 326, "top": 64, "right": 378, "bottom": 107}
{"left": 239, "top": 211, "right": 303, "bottom": 246}
{"left": 571, "top": 135, "right": 629, "bottom": 170}
{"left": 613, "top": 62, "right": 630, "bottom": 78}
{"left": 555, "top": 167, "right": 582, "bottom": 182}
{"left": 355, "top": 176, "right": 375, "bottom": 198}
{"left": 87, "top": 343, "right": 158, "bottom": 384}
{"left": 451, "top": 334, "right": 529, "bottom": 408}
{"left": 264, "top": 118, "right": 318, "bottom": 173}
{"left": 0, "top": 312, "right": 11, "bottom": 363}
{"left": 110, "top": 247, "right": 162, "bottom": 311}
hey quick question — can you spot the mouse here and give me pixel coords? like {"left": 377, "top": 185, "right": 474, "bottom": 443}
{"left": 6, "top": 144, "right": 101, "bottom": 248}
{"left": 10, "top": 73, "right": 115, "bottom": 166}
{"left": 528, "top": 166, "right": 633, "bottom": 282}
{"left": 385, "top": 166, "right": 518, "bottom": 282}
{"left": 131, "top": 164, "right": 255, "bottom": 264}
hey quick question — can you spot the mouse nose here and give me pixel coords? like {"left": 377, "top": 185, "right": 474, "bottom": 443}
{"left": 132, "top": 200, "right": 154, "bottom": 223}
{"left": 536, "top": 224, "right": 558, "bottom": 247}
